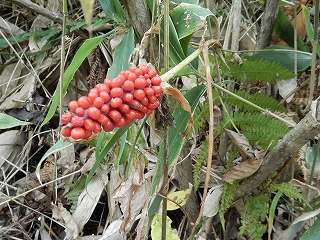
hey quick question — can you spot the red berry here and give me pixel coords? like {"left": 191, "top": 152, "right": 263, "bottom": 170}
{"left": 109, "top": 110, "right": 122, "bottom": 122}
{"left": 98, "top": 114, "right": 111, "bottom": 126}
{"left": 110, "top": 97, "right": 123, "bottom": 108}
{"left": 75, "top": 107, "right": 85, "bottom": 116}
{"left": 84, "top": 119, "right": 95, "bottom": 131}
{"left": 111, "top": 87, "right": 124, "bottom": 98}
{"left": 148, "top": 95, "right": 157, "bottom": 103}
{"left": 104, "top": 78, "right": 113, "bottom": 88}
{"left": 152, "top": 86, "right": 163, "bottom": 96}
{"left": 93, "top": 97, "right": 104, "bottom": 108}
{"left": 100, "top": 104, "right": 110, "bottom": 114}
{"left": 134, "top": 89, "right": 146, "bottom": 100}
{"left": 100, "top": 91, "right": 110, "bottom": 103}
{"left": 61, "top": 126, "right": 72, "bottom": 137}
{"left": 146, "top": 109, "right": 153, "bottom": 115}
{"left": 103, "top": 120, "right": 114, "bottom": 132}
{"left": 134, "top": 78, "right": 147, "bottom": 89}
{"left": 120, "top": 70, "right": 130, "bottom": 80}
{"left": 151, "top": 76, "right": 161, "bottom": 86}
{"left": 130, "top": 100, "right": 142, "bottom": 109}
{"left": 127, "top": 72, "right": 137, "bottom": 81}
{"left": 148, "top": 69, "right": 157, "bottom": 78}
{"left": 71, "top": 127, "right": 86, "bottom": 140}
{"left": 96, "top": 83, "right": 110, "bottom": 93}
{"left": 133, "top": 68, "right": 142, "bottom": 76}
{"left": 123, "top": 93, "right": 134, "bottom": 103}
{"left": 71, "top": 116, "right": 84, "bottom": 127}
{"left": 148, "top": 100, "right": 160, "bottom": 110}
{"left": 88, "top": 89, "right": 99, "bottom": 102}
{"left": 140, "top": 97, "right": 149, "bottom": 106}
{"left": 61, "top": 112, "right": 73, "bottom": 125}
{"left": 114, "top": 117, "right": 126, "bottom": 128}
{"left": 144, "top": 87, "right": 154, "bottom": 96}
{"left": 68, "top": 101, "right": 79, "bottom": 112}
{"left": 139, "top": 65, "right": 150, "bottom": 74}
{"left": 119, "top": 104, "right": 130, "bottom": 113}
{"left": 129, "top": 65, "right": 137, "bottom": 72}
{"left": 84, "top": 130, "right": 92, "bottom": 139}
{"left": 136, "top": 111, "right": 145, "bottom": 119}
{"left": 88, "top": 107, "right": 101, "bottom": 120}
{"left": 78, "top": 96, "right": 91, "bottom": 109}
{"left": 93, "top": 122, "right": 102, "bottom": 133}
{"left": 112, "top": 77, "right": 124, "bottom": 88}
{"left": 123, "top": 80, "right": 135, "bottom": 91}
{"left": 125, "top": 110, "right": 138, "bottom": 121}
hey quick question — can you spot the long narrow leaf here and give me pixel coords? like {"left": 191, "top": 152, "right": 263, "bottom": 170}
{"left": 40, "top": 30, "right": 115, "bottom": 130}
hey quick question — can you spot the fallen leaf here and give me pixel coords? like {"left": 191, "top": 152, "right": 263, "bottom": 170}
{"left": 151, "top": 214, "right": 179, "bottom": 240}
{"left": 225, "top": 129, "right": 255, "bottom": 159}
{"left": 162, "top": 82, "right": 193, "bottom": 136}
{"left": 203, "top": 185, "right": 223, "bottom": 217}
{"left": 223, "top": 158, "right": 263, "bottom": 184}
{"left": 65, "top": 167, "right": 109, "bottom": 239}
{"left": 0, "top": 130, "right": 26, "bottom": 178}
{"left": 166, "top": 183, "right": 192, "bottom": 211}
{"left": 52, "top": 203, "right": 79, "bottom": 239}
{"left": 113, "top": 156, "right": 149, "bottom": 232}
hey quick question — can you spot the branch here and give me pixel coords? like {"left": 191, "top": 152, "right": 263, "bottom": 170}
{"left": 234, "top": 99, "right": 320, "bottom": 200}
{"left": 6, "top": 0, "right": 88, "bottom": 38}
{"left": 255, "top": 0, "right": 281, "bottom": 50}
{"left": 7, "top": 0, "right": 64, "bottom": 25}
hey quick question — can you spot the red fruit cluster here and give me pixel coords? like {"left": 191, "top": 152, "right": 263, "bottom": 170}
{"left": 61, "top": 65, "right": 162, "bottom": 140}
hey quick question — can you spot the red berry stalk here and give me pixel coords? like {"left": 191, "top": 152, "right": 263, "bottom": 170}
{"left": 61, "top": 65, "right": 162, "bottom": 140}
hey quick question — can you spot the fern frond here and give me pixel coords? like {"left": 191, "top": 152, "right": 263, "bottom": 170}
{"left": 193, "top": 102, "right": 209, "bottom": 133}
{"left": 224, "top": 90, "right": 287, "bottom": 112}
{"left": 219, "top": 58, "right": 295, "bottom": 83}
{"left": 216, "top": 112, "right": 290, "bottom": 149}
{"left": 269, "top": 182, "right": 304, "bottom": 201}
{"left": 239, "top": 194, "right": 269, "bottom": 239}
{"left": 219, "top": 147, "right": 238, "bottom": 229}
{"left": 193, "top": 138, "right": 209, "bottom": 191}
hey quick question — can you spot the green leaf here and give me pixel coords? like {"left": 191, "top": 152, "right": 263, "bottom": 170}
{"left": 250, "top": 46, "right": 312, "bottom": 72}
{"left": 168, "top": 85, "right": 206, "bottom": 166}
{"left": 86, "top": 124, "right": 132, "bottom": 187}
{"left": 268, "top": 191, "right": 283, "bottom": 238}
{"left": 274, "top": 10, "right": 309, "bottom": 52}
{"left": 36, "top": 139, "right": 73, "bottom": 182}
{"left": 107, "top": 27, "right": 134, "bottom": 78}
{"left": 301, "top": 217, "right": 320, "bottom": 240}
{"left": 170, "top": 3, "right": 213, "bottom": 40}
{"left": 99, "top": 0, "right": 125, "bottom": 23}
{"left": 151, "top": 214, "right": 180, "bottom": 240}
{"left": 0, "top": 113, "right": 31, "bottom": 129}
{"left": 40, "top": 30, "right": 115, "bottom": 130}
{"left": 302, "top": 5, "right": 320, "bottom": 58}
{"left": 148, "top": 86, "right": 205, "bottom": 218}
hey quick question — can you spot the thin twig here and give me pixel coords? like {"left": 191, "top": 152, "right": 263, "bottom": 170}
{"left": 190, "top": 39, "right": 215, "bottom": 237}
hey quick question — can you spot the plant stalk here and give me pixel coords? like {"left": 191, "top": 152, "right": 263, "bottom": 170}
{"left": 308, "top": 0, "right": 320, "bottom": 107}
{"left": 162, "top": 1, "right": 170, "bottom": 239}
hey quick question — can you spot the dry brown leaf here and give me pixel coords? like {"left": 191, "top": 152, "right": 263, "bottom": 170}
{"left": 225, "top": 129, "right": 255, "bottom": 159}
{"left": 223, "top": 158, "right": 263, "bottom": 184}
{"left": 161, "top": 82, "right": 193, "bottom": 136}
{"left": 0, "top": 130, "right": 26, "bottom": 178}
{"left": 113, "top": 156, "right": 150, "bottom": 232}
{"left": 52, "top": 203, "right": 79, "bottom": 240}
{"left": 65, "top": 167, "right": 109, "bottom": 239}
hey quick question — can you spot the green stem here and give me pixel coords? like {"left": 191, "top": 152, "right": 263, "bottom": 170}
{"left": 308, "top": 0, "right": 320, "bottom": 107}
{"left": 59, "top": 0, "right": 68, "bottom": 131}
